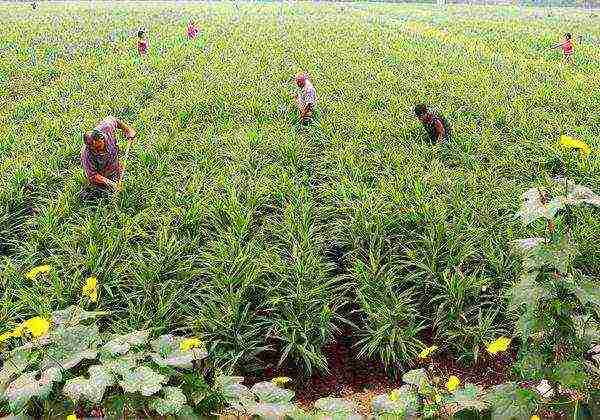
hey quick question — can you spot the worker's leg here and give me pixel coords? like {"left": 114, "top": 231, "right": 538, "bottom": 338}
{"left": 300, "top": 112, "right": 313, "bottom": 126}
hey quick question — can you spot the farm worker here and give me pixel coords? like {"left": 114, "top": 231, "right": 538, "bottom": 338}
{"left": 414, "top": 104, "right": 451, "bottom": 144}
{"left": 137, "top": 29, "right": 148, "bottom": 56}
{"left": 187, "top": 21, "right": 200, "bottom": 39}
{"left": 549, "top": 32, "right": 573, "bottom": 63}
{"left": 81, "top": 116, "right": 136, "bottom": 192}
{"left": 293, "top": 72, "right": 317, "bottom": 125}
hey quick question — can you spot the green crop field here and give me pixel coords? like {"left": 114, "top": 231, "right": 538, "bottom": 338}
{"left": 1, "top": 2, "right": 600, "bottom": 414}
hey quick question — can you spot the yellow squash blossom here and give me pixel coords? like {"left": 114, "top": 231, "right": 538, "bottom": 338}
{"left": 446, "top": 375, "right": 460, "bottom": 392}
{"left": 559, "top": 135, "right": 590, "bottom": 157}
{"left": 67, "top": 414, "right": 77, "bottom": 420}
{"left": 179, "top": 337, "right": 203, "bottom": 351}
{"left": 531, "top": 416, "right": 541, "bottom": 420}
{"left": 0, "top": 331, "right": 13, "bottom": 343}
{"left": 389, "top": 389, "right": 401, "bottom": 402}
{"left": 271, "top": 377, "right": 292, "bottom": 387}
{"left": 26, "top": 265, "right": 52, "bottom": 280}
{"left": 418, "top": 345, "right": 438, "bottom": 359}
{"left": 82, "top": 276, "right": 98, "bottom": 302}
{"left": 22, "top": 317, "right": 50, "bottom": 338}
{"left": 12, "top": 324, "right": 26, "bottom": 338}
{"left": 487, "top": 337, "right": 512, "bottom": 355}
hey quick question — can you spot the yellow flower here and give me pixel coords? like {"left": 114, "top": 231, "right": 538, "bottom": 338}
{"left": 67, "top": 414, "right": 77, "bottom": 420}
{"left": 531, "top": 416, "right": 541, "bottom": 420}
{"left": 559, "top": 135, "right": 590, "bottom": 157}
{"left": 446, "top": 375, "right": 460, "bottom": 392}
{"left": 487, "top": 337, "right": 512, "bottom": 355}
{"left": 12, "top": 324, "right": 26, "bottom": 337}
{"left": 26, "top": 265, "right": 52, "bottom": 280}
{"left": 22, "top": 317, "right": 50, "bottom": 338}
{"left": 271, "top": 376, "right": 292, "bottom": 387}
{"left": 389, "top": 389, "right": 401, "bottom": 402}
{"left": 82, "top": 276, "right": 98, "bottom": 303}
{"left": 418, "top": 345, "right": 438, "bottom": 359}
{"left": 179, "top": 337, "right": 203, "bottom": 351}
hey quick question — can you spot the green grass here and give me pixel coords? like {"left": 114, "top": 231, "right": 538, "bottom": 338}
{"left": 1, "top": 1, "right": 600, "bottom": 375}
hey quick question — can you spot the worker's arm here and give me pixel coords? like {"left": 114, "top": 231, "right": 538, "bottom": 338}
{"left": 434, "top": 119, "right": 445, "bottom": 144}
{"left": 114, "top": 118, "right": 136, "bottom": 140}
{"left": 94, "top": 174, "right": 119, "bottom": 190}
{"left": 549, "top": 42, "right": 563, "bottom": 50}
{"left": 84, "top": 162, "right": 118, "bottom": 190}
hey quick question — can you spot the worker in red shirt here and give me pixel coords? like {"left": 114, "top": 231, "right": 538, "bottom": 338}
{"left": 414, "top": 104, "right": 451, "bottom": 145}
{"left": 550, "top": 33, "right": 574, "bottom": 63}
{"left": 137, "top": 29, "right": 148, "bottom": 56}
{"left": 187, "top": 21, "right": 200, "bottom": 39}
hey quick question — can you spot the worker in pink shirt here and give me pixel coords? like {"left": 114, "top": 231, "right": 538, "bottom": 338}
{"left": 293, "top": 72, "right": 317, "bottom": 125}
{"left": 549, "top": 32, "right": 574, "bottom": 63}
{"left": 81, "top": 116, "right": 136, "bottom": 192}
{"left": 187, "top": 21, "right": 200, "bottom": 39}
{"left": 137, "top": 29, "right": 148, "bottom": 56}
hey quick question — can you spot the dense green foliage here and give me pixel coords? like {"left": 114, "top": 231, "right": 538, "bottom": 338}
{"left": 1, "top": 1, "right": 600, "bottom": 378}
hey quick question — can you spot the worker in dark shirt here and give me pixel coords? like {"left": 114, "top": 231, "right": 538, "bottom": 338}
{"left": 414, "top": 104, "right": 451, "bottom": 144}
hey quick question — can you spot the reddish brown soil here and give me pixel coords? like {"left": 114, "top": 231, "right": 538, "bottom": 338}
{"left": 246, "top": 330, "right": 517, "bottom": 416}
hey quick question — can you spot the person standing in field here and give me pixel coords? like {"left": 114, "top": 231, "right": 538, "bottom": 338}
{"left": 187, "top": 21, "right": 200, "bottom": 39}
{"left": 293, "top": 72, "right": 317, "bottom": 125}
{"left": 414, "top": 104, "right": 451, "bottom": 145}
{"left": 137, "top": 29, "right": 149, "bottom": 56}
{"left": 81, "top": 116, "right": 135, "bottom": 193}
{"left": 549, "top": 32, "right": 574, "bottom": 63}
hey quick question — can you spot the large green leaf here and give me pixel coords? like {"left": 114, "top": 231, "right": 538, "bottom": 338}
{"left": 372, "top": 385, "right": 419, "bottom": 416}
{"left": 514, "top": 353, "right": 545, "bottom": 381}
{"left": 555, "top": 361, "right": 587, "bottom": 390}
{"left": 509, "top": 272, "right": 550, "bottom": 311}
{"left": 511, "top": 238, "right": 546, "bottom": 254}
{"left": 42, "top": 324, "right": 101, "bottom": 370}
{"left": 119, "top": 366, "right": 167, "bottom": 396}
{"left": 402, "top": 368, "right": 429, "bottom": 389}
{"left": 51, "top": 305, "right": 108, "bottom": 326}
{"left": 314, "top": 397, "right": 358, "bottom": 415}
{"left": 251, "top": 381, "right": 294, "bottom": 404}
{"left": 244, "top": 402, "right": 298, "bottom": 418}
{"left": 484, "top": 382, "right": 538, "bottom": 420}
{"left": 150, "top": 335, "right": 207, "bottom": 369}
{"left": 568, "top": 279, "right": 600, "bottom": 308}
{"left": 0, "top": 351, "right": 30, "bottom": 394}
{"left": 3, "top": 368, "right": 62, "bottom": 413}
{"left": 100, "top": 352, "right": 144, "bottom": 377}
{"left": 515, "top": 308, "right": 540, "bottom": 340}
{"left": 214, "top": 375, "right": 252, "bottom": 405}
{"left": 103, "top": 330, "right": 150, "bottom": 356}
{"left": 563, "top": 181, "right": 600, "bottom": 207}
{"left": 449, "top": 383, "right": 488, "bottom": 411}
{"left": 63, "top": 365, "right": 115, "bottom": 403}
{"left": 517, "top": 188, "right": 563, "bottom": 225}
{"left": 573, "top": 315, "right": 600, "bottom": 345}
{"left": 525, "top": 239, "right": 575, "bottom": 274}
{"left": 150, "top": 386, "right": 187, "bottom": 415}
